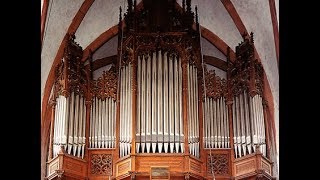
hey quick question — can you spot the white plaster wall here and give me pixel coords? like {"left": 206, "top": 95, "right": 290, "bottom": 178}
{"left": 41, "top": 0, "right": 84, "bottom": 105}
{"left": 93, "top": 64, "right": 112, "bottom": 80}
{"left": 191, "top": 0, "right": 243, "bottom": 51}
{"left": 75, "top": 0, "right": 124, "bottom": 48}
{"left": 231, "top": 0, "right": 279, "bottom": 176}
{"left": 205, "top": 64, "right": 226, "bottom": 80}
{"left": 92, "top": 36, "right": 118, "bottom": 61}
{"left": 201, "top": 37, "right": 227, "bottom": 61}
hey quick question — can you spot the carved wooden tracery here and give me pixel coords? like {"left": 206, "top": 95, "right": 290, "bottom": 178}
{"left": 207, "top": 154, "right": 229, "bottom": 175}
{"left": 91, "top": 66, "right": 118, "bottom": 100}
{"left": 53, "top": 33, "right": 87, "bottom": 98}
{"left": 229, "top": 32, "right": 264, "bottom": 97}
{"left": 204, "top": 67, "right": 227, "bottom": 100}
{"left": 91, "top": 154, "right": 113, "bottom": 175}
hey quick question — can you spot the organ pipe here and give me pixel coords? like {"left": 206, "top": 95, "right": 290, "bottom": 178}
{"left": 53, "top": 92, "right": 87, "bottom": 158}
{"left": 229, "top": 92, "right": 267, "bottom": 158}
{"left": 135, "top": 51, "right": 184, "bottom": 154}
{"left": 119, "top": 64, "right": 132, "bottom": 157}
{"left": 89, "top": 97, "right": 117, "bottom": 149}
{"left": 204, "top": 96, "right": 229, "bottom": 150}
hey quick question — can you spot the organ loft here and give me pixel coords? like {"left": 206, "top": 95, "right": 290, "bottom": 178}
{"left": 44, "top": 0, "right": 277, "bottom": 179}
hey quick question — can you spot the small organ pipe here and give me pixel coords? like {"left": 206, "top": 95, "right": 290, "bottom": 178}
{"left": 141, "top": 56, "right": 146, "bottom": 153}
{"left": 169, "top": 55, "right": 174, "bottom": 153}
{"left": 78, "top": 96, "right": 83, "bottom": 157}
{"left": 179, "top": 58, "right": 184, "bottom": 153}
{"left": 244, "top": 92, "right": 251, "bottom": 154}
{"left": 146, "top": 55, "right": 151, "bottom": 153}
{"left": 68, "top": 93, "right": 74, "bottom": 153}
{"left": 221, "top": 98, "right": 225, "bottom": 148}
{"left": 239, "top": 94, "right": 246, "bottom": 156}
{"left": 136, "top": 56, "right": 141, "bottom": 153}
{"left": 157, "top": 51, "right": 163, "bottom": 153}
{"left": 174, "top": 56, "right": 179, "bottom": 152}
{"left": 163, "top": 52, "right": 169, "bottom": 153}
{"left": 232, "top": 99, "right": 238, "bottom": 157}
{"left": 210, "top": 98, "right": 214, "bottom": 148}
{"left": 152, "top": 52, "right": 157, "bottom": 153}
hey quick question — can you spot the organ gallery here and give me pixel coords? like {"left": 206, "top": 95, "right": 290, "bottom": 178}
{"left": 44, "top": 0, "right": 277, "bottom": 179}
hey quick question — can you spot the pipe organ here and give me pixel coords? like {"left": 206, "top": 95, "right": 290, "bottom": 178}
{"left": 46, "top": 1, "right": 275, "bottom": 179}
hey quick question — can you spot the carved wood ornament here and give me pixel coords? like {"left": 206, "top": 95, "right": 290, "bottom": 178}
{"left": 207, "top": 154, "right": 229, "bottom": 176}
{"left": 228, "top": 32, "right": 264, "bottom": 98}
{"left": 91, "top": 154, "right": 113, "bottom": 175}
{"left": 204, "top": 66, "right": 227, "bottom": 100}
{"left": 53, "top": 33, "right": 88, "bottom": 98}
{"left": 91, "top": 65, "right": 118, "bottom": 101}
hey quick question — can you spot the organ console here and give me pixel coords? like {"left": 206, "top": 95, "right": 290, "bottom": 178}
{"left": 46, "top": 1, "right": 276, "bottom": 179}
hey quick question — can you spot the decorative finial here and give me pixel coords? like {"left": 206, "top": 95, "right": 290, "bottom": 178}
{"left": 195, "top": 6, "right": 199, "bottom": 31}
{"left": 250, "top": 32, "right": 254, "bottom": 43}
{"left": 127, "top": 0, "right": 133, "bottom": 13}
{"left": 182, "top": 0, "right": 186, "bottom": 12}
{"left": 186, "top": 0, "right": 191, "bottom": 13}
{"left": 119, "top": 6, "right": 122, "bottom": 23}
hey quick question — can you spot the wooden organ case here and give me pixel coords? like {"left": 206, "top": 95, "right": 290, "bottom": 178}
{"left": 46, "top": 0, "right": 276, "bottom": 179}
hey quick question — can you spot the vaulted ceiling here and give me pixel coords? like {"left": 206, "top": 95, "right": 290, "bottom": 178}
{"left": 41, "top": 0, "right": 279, "bottom": 166}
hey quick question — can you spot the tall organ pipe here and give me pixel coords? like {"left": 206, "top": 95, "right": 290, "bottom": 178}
{"left": 135, "top": 51, "right": 183, "bottom": 154}
{"left": 118, "top": 63, "right": 132, "bottom": 157}
{"left": 228, "top": 92, "right": 267, "bottom": 158}
{"left": 204, "top": 96, "right": 229, "bottom": 150}
{"left": 53, "top": 92, "right": 87, "bottom": 158}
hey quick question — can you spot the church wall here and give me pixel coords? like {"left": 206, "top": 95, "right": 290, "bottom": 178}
{"left": 75, "top": 0, "right": 123, "bottom": 48}
{"left": 201, "top": 37, "right": 227, "bottom": 62}
{"left": 92, "top": 36, "right": 118, "bottom": 61}
{"left": 205, "top": 64, "right": 226, "bottom": 80}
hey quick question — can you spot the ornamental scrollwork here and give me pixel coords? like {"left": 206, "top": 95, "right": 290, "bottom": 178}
{"left": 207, "top": 154, "right": 229, "bottom": 175}
{"left": 92, "top": 65, "right": 118, "bottom": 101}
{"left": 204, "top": 66, "right": 227, "bottom": 100}
{"left": 91, "top": 154, "right": 112, "bottom": 175}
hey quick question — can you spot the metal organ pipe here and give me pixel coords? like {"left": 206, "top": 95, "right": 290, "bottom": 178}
{"left": 135, "top": 51, "right": 184, "bottom": 154}
{"left": 146, "top": 55, "right": 151, "bottom": 153}
{"left": 141, "top": 55, "right": 146, "bottom": 153}
{"left": 187, "top": 64, "right": 199, "bottom": 158}
{"left": 53, "top": 91, "right": 87, "bottom": 159}
{"left": 136, "top": 56, "right": 141, "bottom": 153}
{"left": 228, "top": 92, "right": 267, "bottom": 158}
{"left": 89, "top": 97, "right": 117, "bottom": 150}
{"left": 152, "top": 52, "right": 157, "bottom": 153}
{"left": 118, "top": 63, "right": 132, "bottom": 157}
{"left": 163, "top": 52, "right": 169, "bottom": 153}
{"left": 203, "top": 96, "right": 230, "bottom": 150}
{"left": 157, "top": 51, "right": 163, "bottom": 153}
